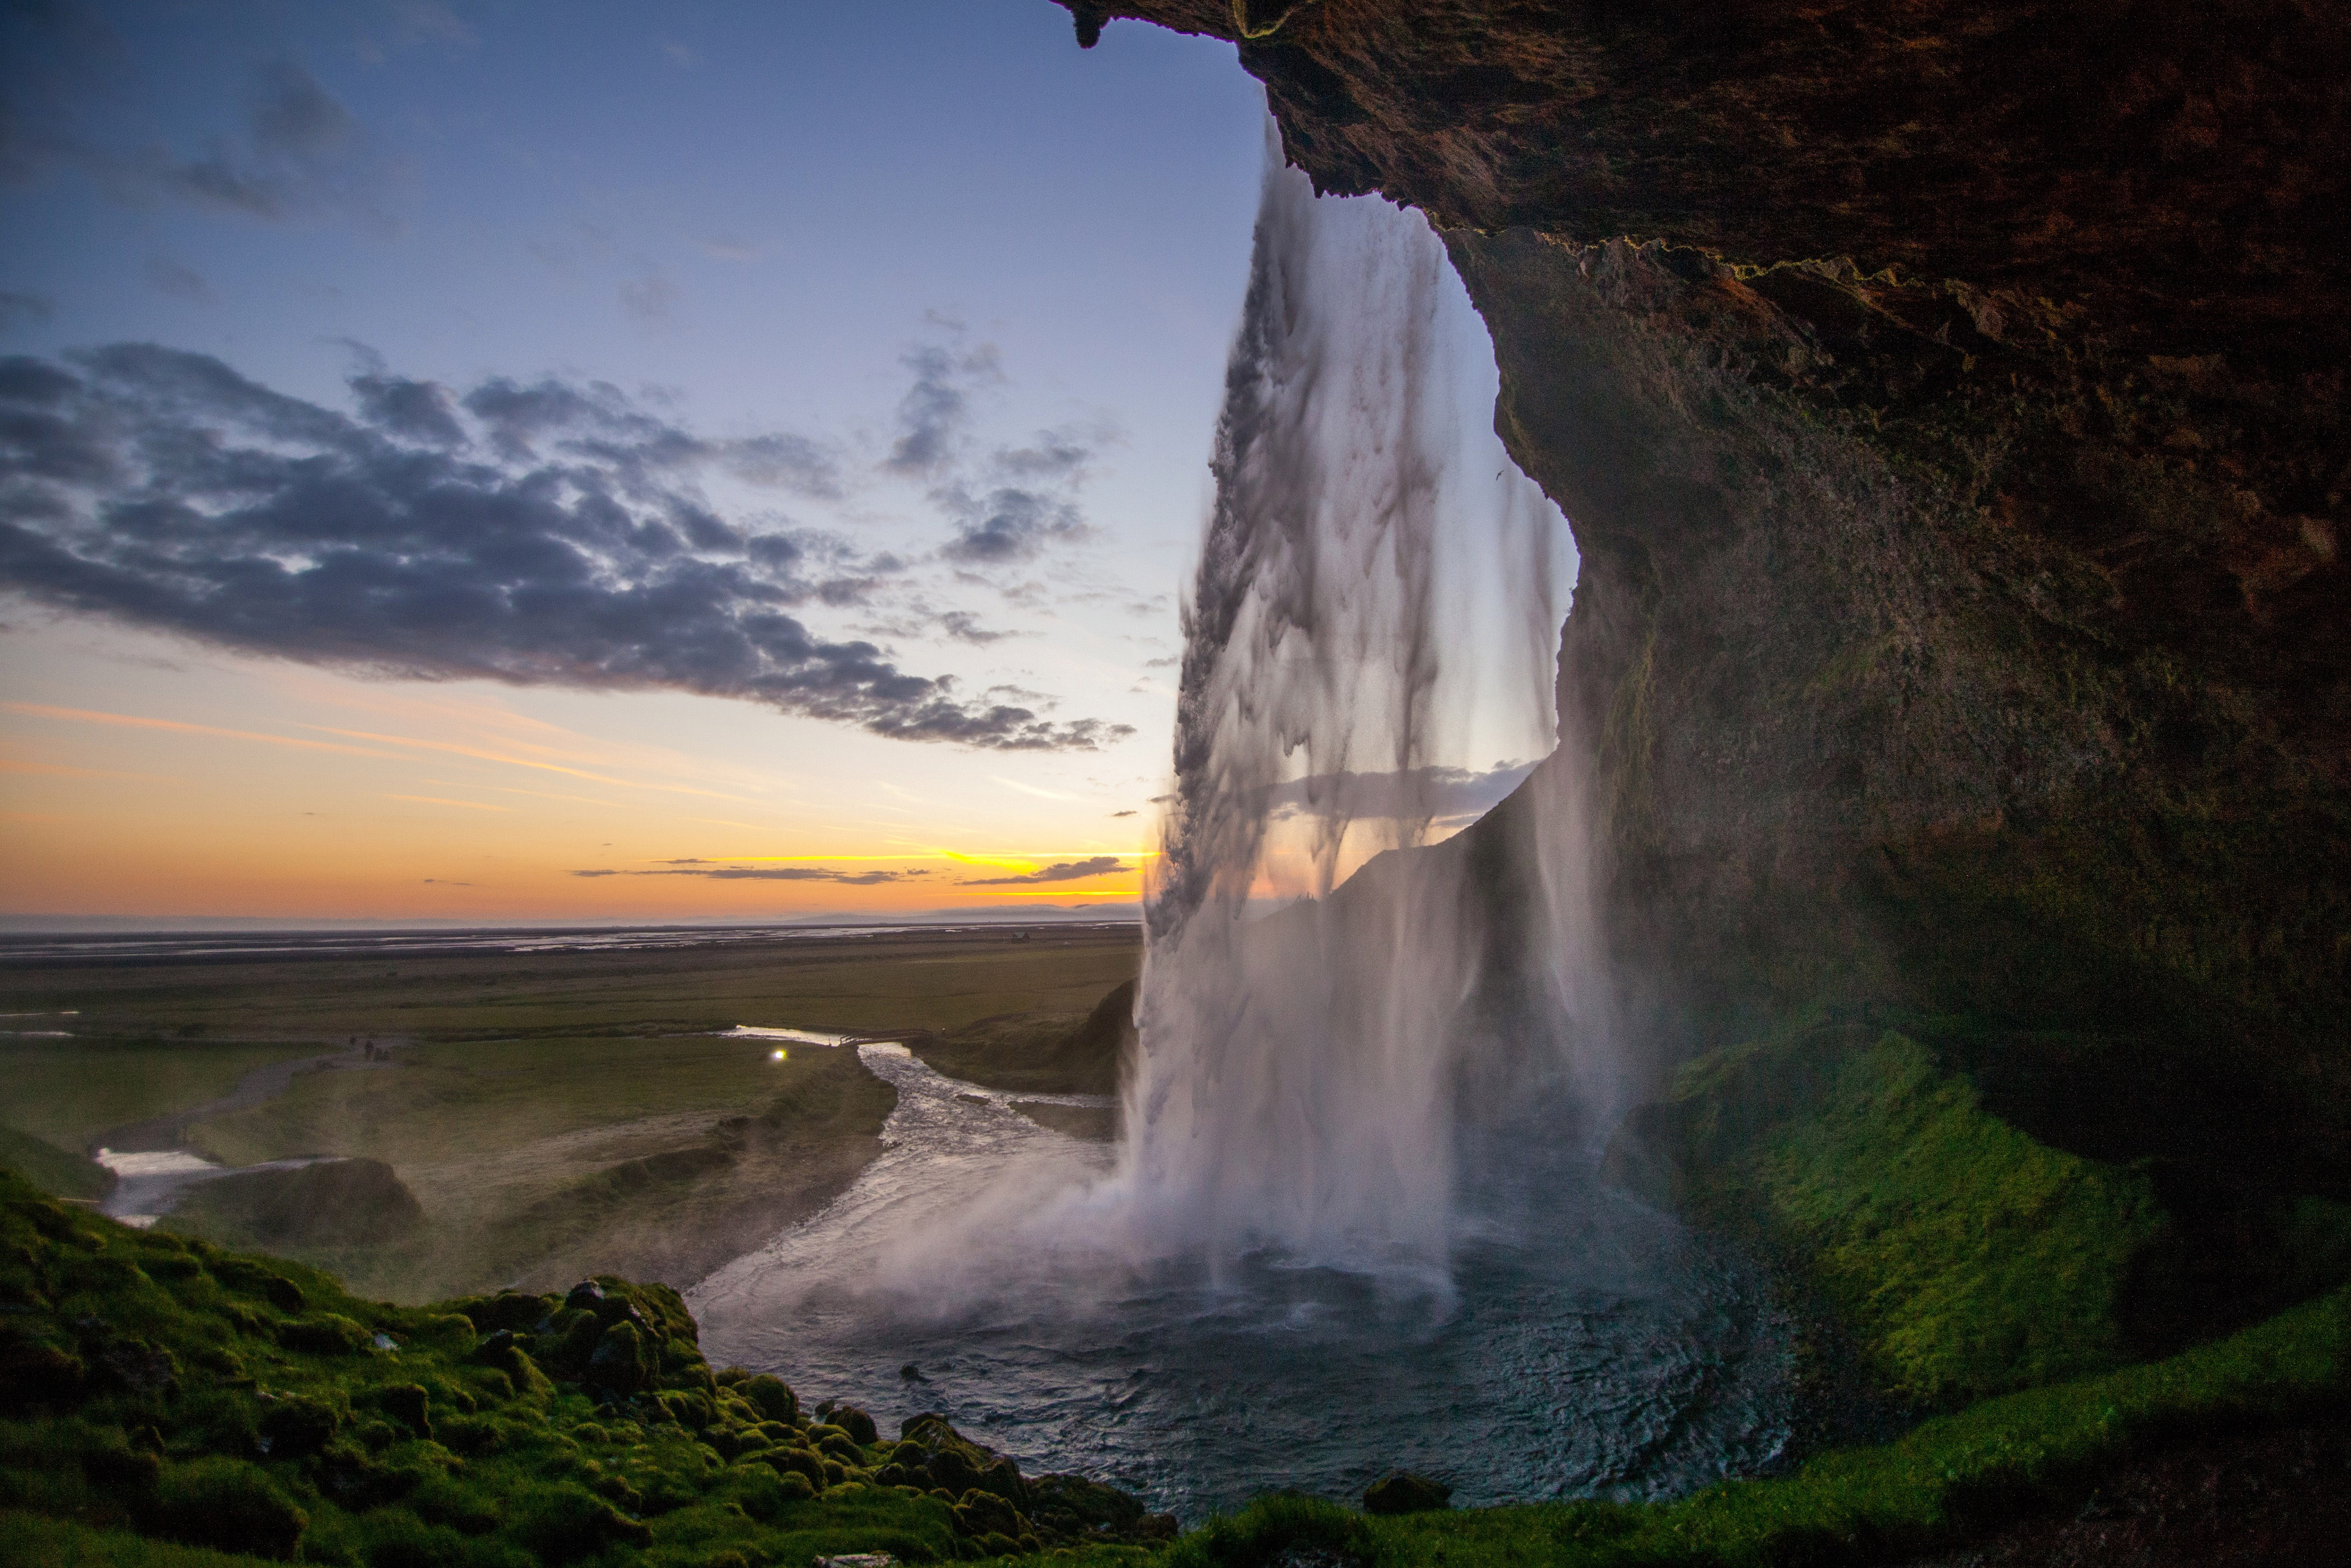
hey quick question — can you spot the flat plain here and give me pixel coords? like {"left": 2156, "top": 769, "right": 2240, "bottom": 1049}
{"left": 0, "top": 924, "right": 1140, "bottom": 1301}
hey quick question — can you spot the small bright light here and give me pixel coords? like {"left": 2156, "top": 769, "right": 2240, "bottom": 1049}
{"left": 770, "top": 1049, "right": 787, "bottom": 1062}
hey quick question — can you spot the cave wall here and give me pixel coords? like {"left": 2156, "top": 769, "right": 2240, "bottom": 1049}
{"left": 1055, "top": 2, "right": 2350, "bottom": 1176}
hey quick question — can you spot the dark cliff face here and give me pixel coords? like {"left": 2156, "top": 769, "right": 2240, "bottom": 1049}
{"left": 1058, "top": 3, "right": 2350, "bottom": 1178}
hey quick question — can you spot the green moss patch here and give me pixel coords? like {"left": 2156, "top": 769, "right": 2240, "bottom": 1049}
{"left": 1751, "top": 1031, "right": 2162, "bottom": 1402}
{"left": 0, "top": 1126, "right": 113, "bottom": 1202}
{"left": 0, "top": 1167, "right": 1168, "bottom": 1567}
{"left": 1626, "top": 1023, "right": 2164, "bottom": 1405}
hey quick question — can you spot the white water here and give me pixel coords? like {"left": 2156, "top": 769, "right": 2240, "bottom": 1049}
{"left": 1123, "top": 136, "right": 1600, "bottom": 1278}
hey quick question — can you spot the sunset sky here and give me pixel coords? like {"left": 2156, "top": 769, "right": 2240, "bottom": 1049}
{"left": 0, "top": 1, "right": 1550, "bottom": 925}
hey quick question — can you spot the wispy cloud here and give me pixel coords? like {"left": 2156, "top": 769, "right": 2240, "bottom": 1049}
{"left": 569, "top": 864, "right": 933, "bottom": 886}
{"left": 1260, "top": 761, "right": 1543, "bottom": 824}
{"left": 2, "top": 700, "right": 406, "bottom": 759}
{"left": 991, "top": 775, "right": 1079, "bottom": 801}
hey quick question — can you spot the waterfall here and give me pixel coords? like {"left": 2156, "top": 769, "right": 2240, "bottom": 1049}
{"left": 1116, "top": 132, "right": 1609, "bottom": 1281}
{"left": 685, "top": 141, "right": 1797, "bottom": 1506}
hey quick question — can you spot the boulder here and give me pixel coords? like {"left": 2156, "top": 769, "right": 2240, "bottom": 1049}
{"left": 376, "top": 1384, "right": 430, "bottom": 1439}
{"left": 739, "top": 1372, "right": 797, "bottom": 1423}
{"left": 1363, "top": 1471, "right": 1452, "bottom": 1515}
{"left": 951, "top": 1487, "right": 1025, "bottom": 1540}
{"left": 584, "top": 1320, "right": 649, "bottom": 1393}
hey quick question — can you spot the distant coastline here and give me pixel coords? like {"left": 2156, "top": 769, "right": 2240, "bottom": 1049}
{"left": 0, "top": 913, "right": 1143, "bottom": 968}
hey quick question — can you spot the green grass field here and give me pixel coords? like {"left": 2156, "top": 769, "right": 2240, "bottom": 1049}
{"left": 0, "top": 1039, "right": 332, "bottom": 1154}
{"left": 0, "top": 928, "right": 1142, "bottom": 1044}
{"left": 0, "top": 928, "right": 1140, "bottom": 1301}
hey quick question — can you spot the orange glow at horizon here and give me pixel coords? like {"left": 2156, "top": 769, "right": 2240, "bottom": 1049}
{"left": 0, "top": 639, "right": 1165, "bottom": 924}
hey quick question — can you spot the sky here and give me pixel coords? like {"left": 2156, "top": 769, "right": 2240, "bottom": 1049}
{"left": 0, "top": 0, "right": 1553, "bottom": 926}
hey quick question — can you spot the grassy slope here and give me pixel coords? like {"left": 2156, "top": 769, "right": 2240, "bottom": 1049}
{"left": 0, "top": 1127, "right": 114, "bottom": 1202}
{"left": 0, "top": 1040, "right": 328, "bottom": 1153}
{"left": 0, "top": 1169, "right": 1167, "bottom": 1568}
{"left": 1692, "top": 1029, "right": 2164, "bottom": 1404}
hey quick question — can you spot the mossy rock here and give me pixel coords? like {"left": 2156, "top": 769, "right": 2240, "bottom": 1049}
{"left": 738, "top": 1371, "right": 798, "bottom": 1423}
{"left": 1362, "top": 1469, "right": 1451, "bottom": 1515}
{"left": 143, "top": 1455, "right": 309, "bottom": 1559}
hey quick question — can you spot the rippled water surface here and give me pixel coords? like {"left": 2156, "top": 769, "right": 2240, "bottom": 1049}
{"left": 690, "top": 1045, "right": 1792, "bottom": 1520}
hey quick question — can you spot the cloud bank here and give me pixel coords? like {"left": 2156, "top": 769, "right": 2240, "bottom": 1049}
{"left": 0, "top": 345, "right": 1129, "bottom": 750}
{"left": 957, "top": 855, "right": 1127, "bottom": 886}
{"left": 571, "top": 865, "right": 927, "bottom": 886}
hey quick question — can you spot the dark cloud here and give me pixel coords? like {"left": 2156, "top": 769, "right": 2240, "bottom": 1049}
{"left": 349, "top": 372, "right": 465, "bottom": 447}
{"left": 618, "top": 271, "right": 679, "bottom": 326}
{"left": 2, "top": 22, "right": 401, "bottom": 232}
{"left": 246, "top": 60, "right": 352, "bottom": 160}
{"left": 884, "top": 343, "right": 999, "bottom": 476}
{"left": 570, "top": 865, "right": 930, "bottom": 886}
{"left": 0, "top": 344, "right": 1132, "bottom": 751}
{"left": 937, "top": 610, "right": 1016, "bottom": 644}
{"left": 876, "top": 331, "right": 1111, "bottom": 570}
{"left": 1261, "top": 762, "right": 1540, "bottom": 825}
{"left": 1109, "top": 809, "right": 1137, "bottom": 818}
{"left": 0, "top": 292, "right": 55, "bottom": 331}
{"left": 141, "top": 257, "right": 213, "bottom": 304}
{"left": 452, "top": 373, "right": 839, "bottom": 498}
{"left": 937, "top": 482, "right": 1092, "bottom": 564}
{"left": 958, "top": 855, "right": 1126, "bottom": 886}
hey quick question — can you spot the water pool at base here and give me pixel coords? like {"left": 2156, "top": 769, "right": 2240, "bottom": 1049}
{"left": 688, "top": 1045, "right": 1793, "bottom": 1520}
